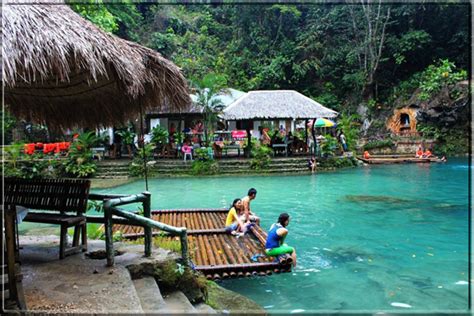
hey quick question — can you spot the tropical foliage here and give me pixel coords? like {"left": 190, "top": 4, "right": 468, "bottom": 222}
{"left": 192, "top": 73, "right": 227, "bottom": 146}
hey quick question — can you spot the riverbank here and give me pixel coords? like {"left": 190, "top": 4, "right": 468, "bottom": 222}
{"left": 16, "top": 236, "right": 266, "bottom": 314}
{"left": 93, "top": 156, "right": 359, "bottom": 181}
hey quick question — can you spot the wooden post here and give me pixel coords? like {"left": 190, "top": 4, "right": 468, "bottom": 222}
{"left": 305, "top": 119, "right": 309, "bottom": 152}
{"left": 59, "top": 224, "right": 67, "bottom": 259}
{"left": 143, "top": 191, "right": 152, "bottom": 257}
{"left": 180, "top": 231, "right": 189, "bottom": 266}
{"left": 312, "top": 118, "right": 317, "bottom": 156}
{"left": 246, "top": 120, "right": 251, "bottom": 158}
{"left": 5, "top": 208, "right": 19, "bottom": 303}
{"left": 104, "top": 206, "right": 114, "bottom": 267}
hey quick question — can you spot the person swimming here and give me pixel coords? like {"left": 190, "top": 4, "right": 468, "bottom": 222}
{"left": 265, "top": 213, "right": 297, "bottom": 267}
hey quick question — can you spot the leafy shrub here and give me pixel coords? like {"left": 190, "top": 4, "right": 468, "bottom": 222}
{"left": 63, "top": 132, "right": 98, "bottom": 178}
{"left": 321, "top": 135, "right": 338, "bottom": 157}
{"left": 337, "top": 113, "right": 360, "bottom": 150}
{"left": 130, "top": 144, "right": 155, "bottom": 177}
{"left": 194, "top": 147, "right": 213, "bottom": 161}
{"left": 250, "top": 145, "right": 272, "bottom": 170}
{"left": 151, "top": 126, "right": 169, "bottom": 146}
{"left": 318, "top": 157, "right": 357, "bottom": 169}
{"left": 64, "top": 159, "right": 97, "bottom": 178}
{"left": 191, "top": 160, "right": 219, "bottom": 175}
{"left": 418, "top": 59, "right": 467, "bottom": 101}
{"left": 363, "top": 139, "right": 394, "bottom": 151}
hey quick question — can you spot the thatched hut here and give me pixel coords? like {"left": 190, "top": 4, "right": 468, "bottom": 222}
{"left": 223, "top": 90, "right": 337, "bottom": 136}
{"left": 3, "top": 3, "right": 191, "bottom": 128}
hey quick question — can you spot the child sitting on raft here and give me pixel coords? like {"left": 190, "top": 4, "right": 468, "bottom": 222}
{"left": 265, "top": 213, "right": 297, "bottom": 267}
{"left": 225, "top": 199, "right": 246, "bottom": 237}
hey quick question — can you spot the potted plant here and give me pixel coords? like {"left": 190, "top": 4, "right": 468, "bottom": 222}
{"left": 117, "top": 130, "right": 136, "bottom": 159}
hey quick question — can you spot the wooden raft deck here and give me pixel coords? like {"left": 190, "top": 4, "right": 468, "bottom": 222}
{"left": 357, "top": 156, "right": 443, "bottom": 164}
{"left": 111, "top": 208, "right": 291, "bottom": 279}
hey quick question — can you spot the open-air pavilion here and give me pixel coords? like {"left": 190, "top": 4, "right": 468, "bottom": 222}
{"left": 223, "top": 90, "right": 338, "bottom": 156}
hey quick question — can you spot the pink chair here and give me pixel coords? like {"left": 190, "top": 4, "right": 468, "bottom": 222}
{"left": 182, "top": 144, "right": 193, "bottom": 162}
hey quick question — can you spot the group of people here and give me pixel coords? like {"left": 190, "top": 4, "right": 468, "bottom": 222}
{"left": 415, "top": 146, "right": 433, "bottom": 158}
{"left": 224, "top": 188, "right": 297, "bottom": 267}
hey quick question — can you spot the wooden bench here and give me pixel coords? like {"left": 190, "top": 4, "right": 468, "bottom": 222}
{"left": 4, "top": 178, "right": 91, "bottom": 259}
{"left": 272, "top": 140, "right": 293, "bottom": 157}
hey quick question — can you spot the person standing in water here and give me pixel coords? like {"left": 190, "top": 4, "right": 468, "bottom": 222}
{"left": 265, "top": 213, "right": 297, "bottom": 267}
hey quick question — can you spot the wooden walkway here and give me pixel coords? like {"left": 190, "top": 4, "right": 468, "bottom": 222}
{"left": 111, "top": 209, "right": 291, "bottom": 279}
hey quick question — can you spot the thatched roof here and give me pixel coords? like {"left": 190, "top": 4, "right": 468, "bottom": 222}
{"left": 223, "top": 90, "right": 338, "bottom": 121}
{"left": 149, "top": 88, "right": 246, "bottom": 115}
{"left": 3, "top": 3, "right": 191, "bottom": 128}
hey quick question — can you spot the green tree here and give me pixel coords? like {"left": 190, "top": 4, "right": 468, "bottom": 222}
{"left": 192, "top": 73, "right": 227, "bottom": 146}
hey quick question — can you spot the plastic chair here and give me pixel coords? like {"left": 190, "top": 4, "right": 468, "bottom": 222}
{"left": 207, "top": 147, "right": 214, "bottom": 160}
{"left": 182, "top": 144, "right": 193, "bottom": 162}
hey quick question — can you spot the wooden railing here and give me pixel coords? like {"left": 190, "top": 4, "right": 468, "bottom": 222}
{"left": 89, "top": 193, "right": 188, "bottom": 267}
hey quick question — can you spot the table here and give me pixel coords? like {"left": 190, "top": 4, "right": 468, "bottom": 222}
{"left": 272, "top": 140, "right": 293, "bottom": 157}
{"left": 223, "top": 145, "right": 241, "bottom": 157}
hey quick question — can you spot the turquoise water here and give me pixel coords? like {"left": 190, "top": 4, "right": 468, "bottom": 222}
{"left": 96, "top": 158, "right": 470, "bottom": 312}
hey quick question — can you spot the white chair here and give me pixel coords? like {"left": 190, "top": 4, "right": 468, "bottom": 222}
{"left": 184, "top": 152, "right": 192, "bottom": 162}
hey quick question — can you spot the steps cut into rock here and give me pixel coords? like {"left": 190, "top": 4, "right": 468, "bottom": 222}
{"left": 132, "top": 276, "right": 216, "bottom": 314}
{"left": 132, "top": 276, "right": 166, "bottom": 312}
{"left": 162, "top": 291, "right": 196, "bottom": 313}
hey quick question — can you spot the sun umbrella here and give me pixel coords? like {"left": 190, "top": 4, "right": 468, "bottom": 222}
{"left": 307, "top": 118, "right": 336, "bottom": 127}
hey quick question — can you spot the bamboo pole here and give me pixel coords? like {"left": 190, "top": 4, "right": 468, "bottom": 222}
{"left": 189, "top": 212, "right": 197, "bottom": 230}
{"left": 190, "top": 236, "right": 201, "bottom": 265}
{"left": 196, "top": 212, "right": 207, "bottom": 230}
{"left": 198, "top": 234, "right": 213, "bottom": 266}
{"left": 217, "top": 234, "right": 238, "bottom": 265}
{"left": 207, "top": 212, "right": 217, "bottom": 229}
{"left": 227, "top": 235, "right": 250, "bottom": 264}
{"left": 143, "top": 192, "right": 152, "bottom": 257}
{"left": 209, "top": 212, "right": 223, "bottom": 229}
{"left": 208, "top": 234, "right": 224, "bottom": 266}
{"left": 204, "top": 212, "right": 215, "bottom": 230}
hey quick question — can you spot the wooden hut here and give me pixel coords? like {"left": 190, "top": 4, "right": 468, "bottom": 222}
{"left": 223, "top": 90, "right": 338, "bottom": 155}
{"left": 3, "top": 3, "right": 191, "bottom": 128}
{"left": 224, "top": 90, "right": 337, "bottom": 132}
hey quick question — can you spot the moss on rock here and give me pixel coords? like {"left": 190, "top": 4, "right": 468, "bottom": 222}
{"left": 206, "top": 280, "right": 266, "bottom": 314}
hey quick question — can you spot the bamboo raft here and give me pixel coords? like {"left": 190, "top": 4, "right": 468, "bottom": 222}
{"left": 110, "top": 208, "right": 292, "bottom": 279}
{"left": 357, "top": 156, "right": 444, "bottom": 164}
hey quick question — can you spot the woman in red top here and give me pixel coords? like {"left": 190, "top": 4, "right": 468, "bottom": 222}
{"left": 422, "top": 149, "right": 432, "bottom": 158}
{"left": 416, "top": 146, "right": 424, "bottom": 158}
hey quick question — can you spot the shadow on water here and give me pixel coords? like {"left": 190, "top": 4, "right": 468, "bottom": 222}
{"left": 343, "top": 195, "right": 411, "bottom": 204}
{"left": 309, "top": 246, "right": 374, "bottom": 268}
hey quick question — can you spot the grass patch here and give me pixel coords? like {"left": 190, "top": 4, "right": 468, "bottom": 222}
{"left": 126, "top": 235, "right": 181, "bottom": 253}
